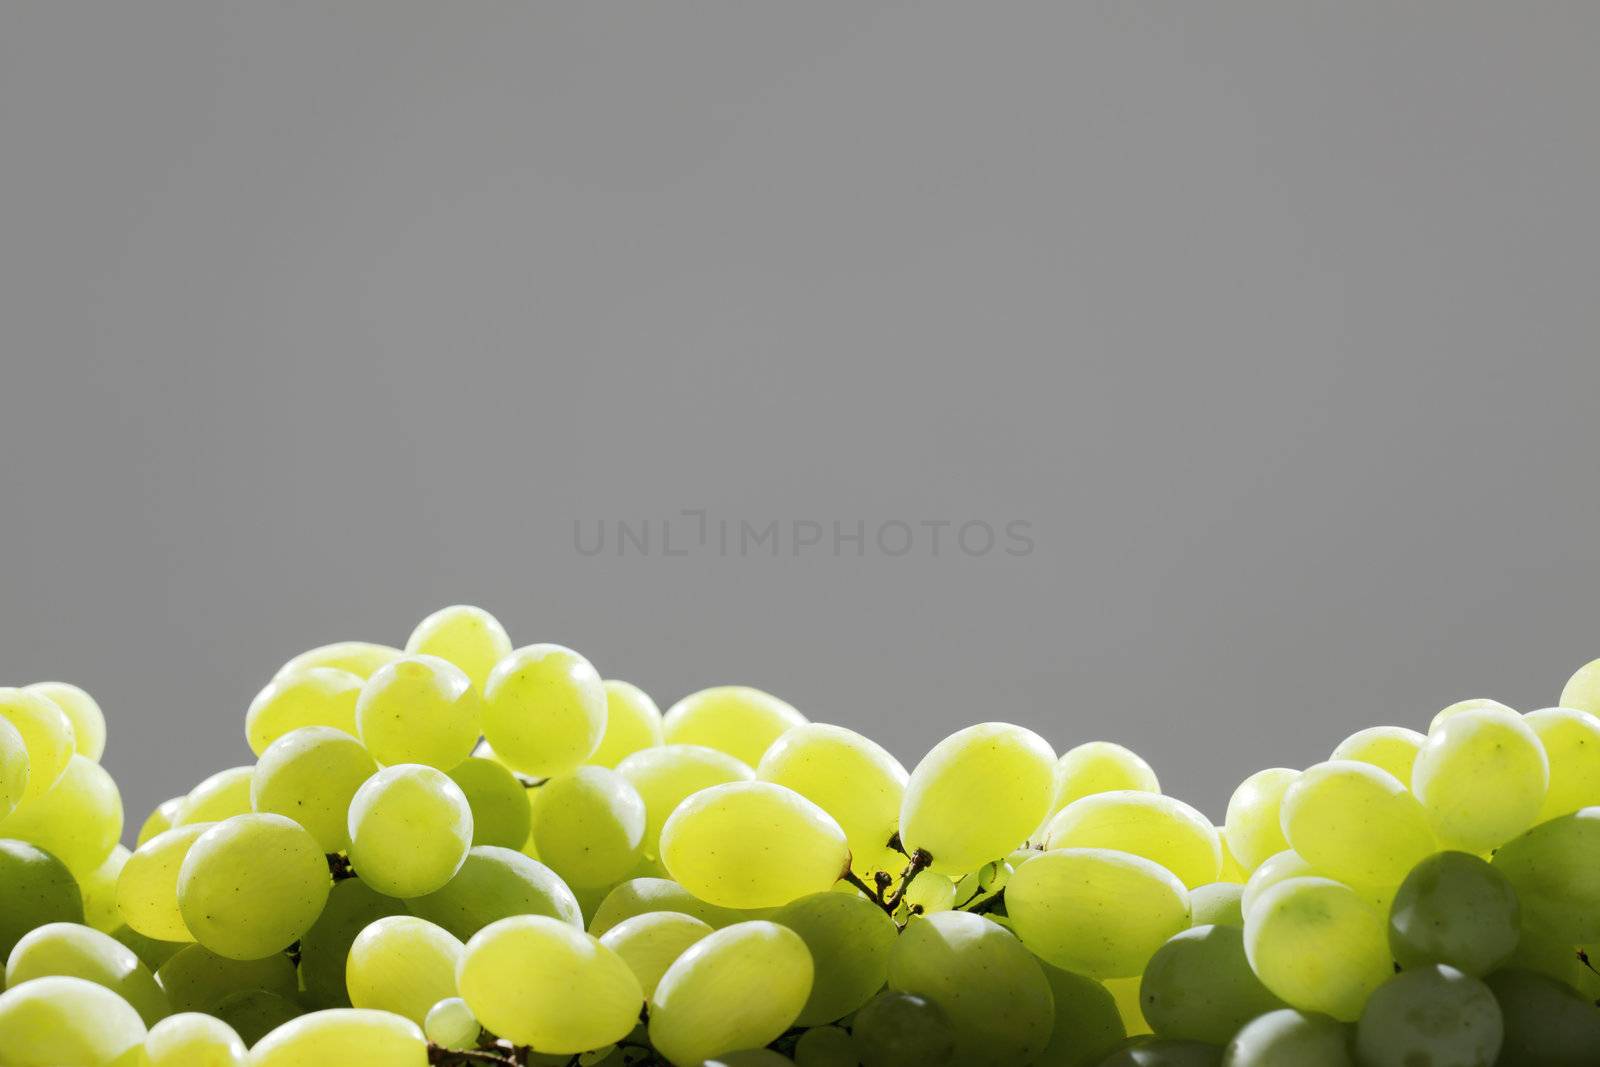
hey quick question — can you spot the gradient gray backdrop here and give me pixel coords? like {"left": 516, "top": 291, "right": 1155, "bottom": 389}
{"left": 3, "top": 3, "right": 1598, "bottom": 836}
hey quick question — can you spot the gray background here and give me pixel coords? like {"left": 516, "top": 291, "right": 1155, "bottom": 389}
{"left": 2, "top": 3, "right": 1597, "bottom": 836}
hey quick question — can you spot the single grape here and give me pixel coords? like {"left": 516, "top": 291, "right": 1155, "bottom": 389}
{"left": 616, "top": 744, "right": 755, "bottom": 859}
{"left": 529, "top": 766, "right": 647, "bottom": 888}
{"left": 170, "top": 766, "right": 254, "bottom": 826}
{"left": 661, "top": 686, "right": 806, "bottom": 767}
{"left": 1559, "top": 657, "right": 1600, "bottom": 715}
{"left": 116, "top": 822, "right": 212, "bottom": 942}
{"left": 850, "top": 990, "right": 955, "bottom": 1067}
{"left": 1490, "top": 807, "right": 1600, "bottom": 942}
{"left": 213, "top": 988, "right": 304, "bottom": 1045}
{"left": 447, "top": 756, "right": 532, "bottom": 849}
{"left": 757, "top": 722, "right": 908, "bottom": 869}
{"left": 0, "top": 839, "right": 85, "bottom": 957}
{"left": 154, "top": 942, "right": 299, "bottom": 1013}
{"left": 1216, "top": 830, "right": 1249, "bottom": 883}
{"left": 1428, "top": 697, "right": 1517, "bottom": 732}
{"left": 1223, "top": 768, "right": 1298, "bottom": 873}
{"left": 1484, "top": 968, "right": 1600, "bottom": 1067}
{"left": 245, "top": 667, "right": 364, "bottom": 756}
{"left": 345, "top": 915, "right": 463, "bottom": 1024}
{"left": 1139, "top": 925, "right": 1284, "bottom": 1045}
{"left": 772, "top": 890, "right": 898, "bottom": 1025}
{"left": 1524, "top": 707, "right": 1600, "bottom": 819}
{"left": 586, "top": 875, "right": 759, "bottom": 936}
{"left": 482, "top": 644, "right": 607, "bottom": 778}
{"left": 405, "top": 604, "right": 513, "bottom": 691}
{"left": 598, "top": 910, "right": 714, "bottom": 1000}
{"left": 356, "top": 654, "right": 481, "bottom": 770}
{"left": 423, "top": 996, "right": 480, "bottom": 1049}
{"left": 0, "top": 753, "right": 123, "bottom": 878}
{"left": 900, "top": 870, "right": 957, "bottom": 916}
{"left": 1039, "top": 964, "right": 1126, "bottom": 1067}
{"left": 0, "top": 714, "right": 29, "bottom": 820}
{"left": 252, "top": 726, "right": 378, "bottom": 852}
{"left": 1279, "top": 761, "right": 1435, "bottom": 888}
{"left": 1412, "top": 706, "right": 1548, "bottom": 852}
{"left": 248, "top": 1008, "right": 427, "bottom": 1067}
{"left": 135, "top": 796, "right": 184, "bottom": 846}
{"left": 346, "top": 764, "right": 473, "bottom": 898}
{"left": 144, "top": 1012, "right": 248, "bottom": 1067}
{"left": 79, "top": 844, "right": 130, "bottom": 932}
{"left": 1243, "top": 877, "right": 1391, "bottom": 1021}
{"left": 1220, "top": 1008, "right": 1354, "bottom": 1067}
{"left": 588, "top": 679, "right": 665, "bottom": 768}
{"left": 177, "top": 813, "right": 331, "bottom": 960}
{"left": 794, "top": 1025, "right": 856, "bottom": 1067}
{"left": 1049, "top": 741, "right": 1161, "bottom": 816}
{"left": 275, "top": 641, "right": 404, "bottom": 680}
{"left": 0, "top": 687, "right": 77, "bottom": 801}
{"left": 406, "top": 845, "right": 582, "bottom": 940}
{"left": 5, "top": 921, "right": 169, "bottom": 1025}
{"left": 1190, "top": 882, "right": 1245, "bottom": 927}
{"left": 1329, "top": 726, "right": 1424, "bottom": 785}
{"left": 0, "top": 975, "right": 146, "bottom": 1067}
{"left": 1388, "top": 850, "right": 1519, "bottom": 975}
{"left": 1239, "top": 850, "right": 1318, "bottom": 919}
{"left": 1045, "top": 790, "right": 1222, "bottom": 888}
{"left": 1354, "top": 965, "right": 1501, "bottom": 1067}
{"left": 23, "top": 682, "right": 106, "bottom": 762}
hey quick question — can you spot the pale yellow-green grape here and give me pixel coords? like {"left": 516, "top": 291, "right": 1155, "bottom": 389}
{"left": 772, "top": 890, "right": 899, "bottom": 1025}
{"left": 154, "top": 943, "right": 299, "bottom": 1013}
{"left": 116, "top": 822, "right": 211, "bottom": 942}
{"left": 953, "top": 858, "right": 1012, "bottom": 912}
{"left": 251, "top": 726, "right": 378, "bottom": 853}
{"left": 245, "top": 667, "right": 365, "bottom": 756}
{"left": 1043, "top": 790, "right": 1221, "bottom": 889}
{"left": 0, "top": 714, "right": 29, "bottom": 820}
{"left": 1050, "top": 741, "right": 1160, "bottom": 816}
{"left": 1138, "top": 924, "right": 1285, "bottom": 1045}
{"left": 1240, "top": 849, "right": 1319, "bottom": 919}
{"left": 406, "top": 845, "right": 582, "bottom": 940}
{"left": 0, "top": 686, "right": 77, "bottom": 801}
{"left": 1330, "top": 725, "right": 1426, "bottom": 785}
{"left": 213, "top": 988, "right": 304, "bottom": 1045}
{"left": 0, "top": 752, "right": 123, "bottom": 877}
{"left": 345, "top": 915, "right": 463, "bottom": 1025}
{"left": 405, "top": 604, "right": 513, "bottom": 692}
{"left": 1222, "top": 768, "right": 1298, "bottom": 873}
{"left": 110, "top": 925, "right": 183, "bottom": 973}
{"left": 1524, "top": 707, "right": 1600, "bottom": 819}
{"left": 171, "top": 766, "right": 254, "bottom": 827}
{"left": 177, "top": 814, "right": 331, "bottom": 960}
{"left": 1492, "top": 968, "right": 1600, "bottom": 1064}
{"left": 423, "top": 996, "right": 480, "bottom": 1049}
{"left": 1490, "top": 807, "right": 1600, "bottom": 942}
{"left": 527, "top": 766, "right": 647, "bottom": 888}
{"left": 1354, "top": 965, "right": 1503, "bottom": 1067}
{"left": 5, "top": 921, "right": 169, "bottom": 1025}
{"left": 901, "top": 871, "right": 957, "bottom": 916}
{"left": 143, "top": 1012, "right": 247, "bottom": 1067}
{"left": 1412, "top": 706, "right": 1548, "bottom": 852}
{"left": 1561, "top": 657, "right": 1600, "bottom": 716}
{"left": 346, "top": 764, "right": 473, "bottom": 898}
{"left": 1429, "top": 697, "right": 1517, "bottom": 732}
{"left": 136, "top": 797, "right": 184, "bottom": 846}
{"left": 457, "top": 915, "right": 643, "bottom": 1053}
{"left": 649, "top": 920, "right": 813, "bottom": 1067}
{"left": 0, "top": 975, "right": 147, "bottom": 1067}
{"left": 1243, "top": 876, "right": 1392, "bottom": 1021}
{"left": 597, "top": 911, "right": 714, "bottom": 1001}
{"left": 757, "top": 722, "right": 908, "bottom": 872}
{"left": 1223, "top": 1008, "right": 1358, "bottom": 1066}
{"left": 615, "top": 744, "right": 755, "bottom": 859}
{"left": 23, "top": 681, "right": 106, "bottom": 762}
{"left": 249, "top": 1009, "right": 427, "bottom": 1067}
{"left": 660, "top": 781, "right": 850, "bottom": 909}
{"left": 586, "top": 876, "right": 761, "bottom": 936}
{"left": 588, "top": 680, "right": 665, "bottom": 768}
{"left": 886, "top": 909, "right": 1054, "bottom": 1066}
{"left": 81, "top": 844, "right": 130, "bottom": 932}
{"left": 793, "top": 1024, "right": 857, "bottom": 1067}
{"left": 483, "top": 644, "right": 607, "bottom": 778}
{"left": 1279, "top": 760, "right": 1436, "bottom": 888}
{"left": 447, "top": 756, "right": 532, "bottom": 849}
{"left": 850, "top": 990, "right": 958, "bottom": 1067}
{"left": 900, "top": 722, "right": 1057, "bottom": 875}
{"left": 1104, "top": 975, "right": 1151, "bottom": 1037}
{"left": 1217, "top": 830, "right": 1249, "bottom": 883}
{"left": 1388, "top": 850, "right": 1520, "bottom": 976}
{"left": 356, "top": 655, "right": 481, "bottom": 770}
{"left": 661, "top": 686, "right": 807, "bottom": 768}
{"left": 1190, "top": 881, "right": 1246, "bottom": 927}
{"left": 1036, "top": 965, "right": 1126, "bottom": 1067}
{"left": 275, "top": 641, "right": 404, "bottom": 680}
{"left": 299, "top": 878, "right": 406, "bottom": 1008}
{"left": 1006, "top": 848, "right": 1190, "bottom": 978}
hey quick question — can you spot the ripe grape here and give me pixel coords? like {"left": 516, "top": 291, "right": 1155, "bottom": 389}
{"left": 587, "top": 876, "right": 759, "bottom": 936}
{"left": 171, "top": 766, "right": 254, "bottom": 826}
{"left": 598, "top": 910, "right": 714, "bottom": 1000}
{"left": 1387, "top": 850, "right": 1519, "bottom": 976}
{"left": 345, "top": 915, "right": 463, "bottom": 1024}
{"left": 588, "top": 679, "right": 666, "bottom": 768}
{"left": 1523, "top": 706, "right": 1600, "bottom": 819}
{"left": 154, "top": 942, "right": 299, "bottom": 1013}
{"left": 0, "top": 714, "right": 29, "bottom": 820}
{"left": 1139, "top": 925, "right": 1284, "bottom": 1045}
{"left": 1239, "top": 850, "right": 1318, "bottom": 919}
{"left": 177, "top": 813, "right": 331, "bottom": 960}
{"left": 275, "top": 641, "right": 403, "bottom": 680}
{"left": 850, "top": 990, "right": 955, "bottom": 1067}
{"left": 446, "top": 756, "right": 532, "bottom": 849}
{"left": 1220, "top": 1008, "right": 1354, "bottom": 1066}
{"left": 1354, "top": 965, "right": 1501, "bottom": 1067}
{"left": 1411, "top": 705, "right": 1548, "bottom": 852}
{"left": 616, "top": 743, "right": 755, "bottom": 859}
{"left": 5, "top": 921, "right": 168, "bottom": 1025}
{"left": 244, "top": 667, "right": 364, "bottom": 756}
{"left": 135, "top": 796, "right": 183, "bottom": 846}
{"left": 299, "top": 877, "right": 406, "bottom": 1008}
{"left": 0, "top": 975, "right": 146, "bottom": 1067}
{"left": 1039, "top": 964, "right": 1127, "bottom": 1067}
{"left": 355, "top": 654, "right": 481, "bottom": 769}
{"left": 346, "top": 764, "right": 473, "bottom": 898}
{"left": 117, "top": 822, "right": 212, "bottom": 942}
{"left": 757, "top": 722, "right": 908, "bottom": 869}
{"left": 1049, "top": 741, "right": 1161, "bottom": 816}
{"left": 0, "top": 687, "right": 77, "bottom": 801}
{"left": 143, "top": 1013, "right": 248, "bottom": 1067}
{"left": 482, "top": 644, "right": 607, "bottom": 778}
{"left": 1044, "top": 790, "right": 1222, "bottom": 888}
{"left": 772, "top": 890, "right": 898, "bottom": 1025}
{"left": 1278, "top": 761, "right": 1435, "bottom": 888}
{"left": 404, "top": 604, "right": 513, "bottom": 691}
{"left": 1489, "top": 807, "right": 1600, "bottom": 942}
{"left": 1242, "top": 877, "right": 1391, "bottom": 1021}
{"left": 1328, "top": 725, "right": 1424, "bottom": 785}
{"left": 406, "top": 845, "right": 581, "bottom": 940}
{"left": 1428, "top": 697, "right": 1516, "bottom": 731}
{"left": 1190, "top": 882, "right": 1245, "bottom": 928}
{"left": 0, "top": 840, "right": 84, "bottom": 957}
{"left": 662, "top": 686, "right": 806, "bottom": 767}
{"left": 79, "top": 844, "right": 130, "bottom": 932}
{"left": 251, "top": 726, "right": 377, "bottom": 852}
{"left": 1222, "top": 768, "right": 1298, "bottom": 873}
{"left": 793, "top": 1024, "right": 855, "bottom": 1067}
{"left": 1484, "top": 968, "right": 1600, "bottom": 1067}
{"left": 528, "top": 766, "right": 647, "bottom": 888}
{"left": 249, "top": 1009, "right": 427, "bottom": 1067}
{"left": 211, "top": 988, "right": 304, "bottom": 1045}
{"left": 22, "top": 682, "right": 106, "bottom": 762}
{"left": 423, "top": 996, "right": 480, "bottom": 1048}
{"left": 1558, "top": 656, "right": 1600, "bottom": 716}
{"left": 0, "top": 753, "right": 123, "bottom": 878}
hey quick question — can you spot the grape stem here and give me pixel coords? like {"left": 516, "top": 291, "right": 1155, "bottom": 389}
{"left": 964, "top": 885, "right": 1007, "bottom": 916}
{"left": 843, "top": 847, "right": 933, "bottom": 921}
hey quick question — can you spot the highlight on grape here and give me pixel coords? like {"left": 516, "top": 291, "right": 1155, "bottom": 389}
{"left": 1, "top": 605, "right": 1598, "bottom": 1066}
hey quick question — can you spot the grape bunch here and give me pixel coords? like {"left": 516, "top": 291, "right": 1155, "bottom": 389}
{"left": 1, "top": 605, "right": 1598, "bottom": 1066}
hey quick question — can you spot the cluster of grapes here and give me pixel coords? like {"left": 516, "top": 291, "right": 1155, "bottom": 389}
{"left": 0, "top": 605, "right": 1598, "bottom": 1067}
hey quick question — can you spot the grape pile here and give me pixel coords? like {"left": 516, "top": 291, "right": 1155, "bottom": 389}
{"left": 1, "top": 605, "right": 1598, "bottom": 1066}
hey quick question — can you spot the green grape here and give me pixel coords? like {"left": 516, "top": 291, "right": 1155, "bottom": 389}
{"left": 1279, "top": 761, "right": 1435, "bottom": 888}
{"left": 588, "top": 680, "right": 665, "bottom": 768}
{"left": 1242, "top": 877, "right": 1391, "bottom": 1021}
{"left": 0, "top": 753, "right": 123, "bottom": 878}
{"left": 1106, "top": 976, "right": 1152, "bottom": 1037}
{"left": 1217, "top": 830, "right": 1248, "bottom": 882}
{"left": 953, "top": 858, "right": 1011, "bottom": 912}
{"left": 772, "top": 890, "right": 898, "bottom": 1025}
{"left": 251, "top": 726, "right": 377, "bottom": 852}
{"left": 1484, "top": 968, "right": 1600, "bottom": 1067}
{"left": 1220, "top": 1008, "right": 1355, "bottom": 1067}
{"left": 483, "top": 644, "right": 607, "bottom": 778}
{"left": 424, "top": 996, "right": 480, "bottom": 1048}
{"left": 1329, "top": 726, "right": 1424, "bottom": 785}
{"left": 649, "top": 920, "right": 813, "bottom": 1067}
{"left": 1428, "top": 697, "right": 1516, "bottom": 732}
{"left": 346, "top": 764, "right": 473, "bottom": 898}
{"left": 212, "top": 988, "right": 304, "bottom": 1045}
{"left": 136, "top": 796, "right": 183, "bottom": 846}
{"left": 116, "top": 822, "right": 212, "bottom": 942}
{"left": 406, "top": 845, "right": 581, "bottom": 940}
{"left": 1007, "top": 848, "right": 1190, "bottom": 978}
{"left": 1239, "top": 850, "right": 1318, "bottom": 919}
{"left": 1412, "top": 706, "right": 1548, "bottom": 852}
{"left": 1354, "top": 965, "right": 1501, "bottom": 1067}
{"left": 0, "top": 839, "right": 84, "bottom": 957}
{"left": 1525, "top": 707, "right": 1600, "bottom": 819}
{"left": 109, "top": 924, "right": 184, "bottom": 971}
{"left": 597, "top": 911, "right": 713, "bottom": 1001}
{"left": 1490, "top": 807, "right": 1600, "bottom": 941}
{"left": 661, "top": 686, "right": 807, "bottom": 768}
{"left": 587, "top": 875, "right": 758, "bottom": 936}
{"left": 5, "top": 921, "right": 168, "bottom": 1025}
{"left": 248, "top": 1008, "right": 427, "bottom": 1067}
{"left": 1501, "top": 916, "right": 1584, "bottom": 987}
{"left": 1222, "top": 768, "right": 1298, "bottom": 873}
{"left": 1189, "top": 882, "right": 1245, "bottom": 928}
{"left": 794, "top": 1025, "right": 856, "bottom": 1067}
{"left": 850, "top": 990, "right": 955, "bottom": 1067}
{"left": 171, "top": 766, "right": 254, "bottom": 827}
{"left": 344, "top": 915, "right": 462, "bottom": 1024}
{"left": 405, "top": 604, "right": 513, "bottom": 691}
{"left": 298, "top": 877, "right": 406, "bottom": 1007}
{"left": 177, "top": 813, "right": 331, "bottom": 960}
{"left": 1388, "top": 850, "right": 1518, "bottom": 975}
{"left": 457, "top": 915, "right": 643, "bottom": 1054}
{"left": 1561, "top": 657, "right": 1600, "bottom": 716}
{"left": 81, "top": 844, "right": 130, "bottom": 932}
{"left": 245, "top": 667, "right": 365, "bottom": 756}
{"left": 900, "top": 870, "right": 956, "bottom": 915}
{"left": 660, "top": 781, "right": 849, "bottom": 909}
{"left": 900, "top": 722, "right": 1057, "bottom": 875}
{"left": 356, "top": 654, "right": 482, "bottom": 770}
{"left": 0, "top": 715, "right": 28, "bottom": 820}
{"left": 1050, "top": 741, "right": 1161, "bottom": 815}
{"left": 23, "top": 681, "right": 106, "bottom": 762}
{"left": 886, "top": 909, "right": 1053, "bottom": 1065}
{"left": 1097, "top": 1040, "right": 1225, "bottom": 1066}
{"left": 0, "top": 687, "right": 76, "bottom": 801}
{"left": 1139, "top": 925, "right": 1284, "bottom": 1045}
{"left": 757, "top": 722, "right": 908, "bottom": 869}
{"left": 615, "top": 744, "right": 755, "bottom": 859}
{"left": 447, "top": 756, "right": 532, "bottom": 849}
{"left": 155, "top": 942, "right": 299, "bottom": 1013}
{"left": 144, "top": 1012, "right": 248, "bottom": 1067}
{"left": 0, "top": 975, "right": 146, "bottom": 1066}
{"left": 1034, "top": 965, "right": 1125, "bottom": 1067}
{"left": 1043, "top": 790, "right": 1221, "bottom": 889}
{"left": 529, "top": 766, "right": 647, "bottom": 888}
{"left": 275, "top": 641, "right": 404, "bottom": 680}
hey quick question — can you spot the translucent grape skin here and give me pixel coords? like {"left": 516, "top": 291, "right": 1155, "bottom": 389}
{"left": 249, "top": 1009, "right": 428, "bottom": 1067}
{"left": 1190, "top": 882, "right": 1245, "bottom": 928}
{"left": 406, "top": 845, "right": 582, "bottom": 941}
{"left": 616, "top": 743, "right": 755, "bottom": 859}
{"left": 80, "top": 844, "right": 130, "bottom": 933}
{"left": 447, "top": 756, "right": 533, "bottom": 849}
{"left": 404, "top": 604, "right": 513, "bottom": 692}
{"left": 1222, "top": 768, "right": 1298, "bottom": 873}
{"left": 154, "top": 943, "right": 299, "bottom": 1014}
{"left": 244, "top": 667, "right": 365, "bottom": 757}
{"left": 177, "top": 813, "right": 332, "bottom": 960}
{"left": 1049, "top": 741, "right": 1161, "bottom": 815}
{"left": 0, "top": 687, "right": 77, "bottom": 801}
{"left": 1278, "top": 761, "right": 1435, "bottom": 888}
{"left": 482, "top": 644, "right": 608, "bottom": 778}
{"left": 1412, "top": 705, "right": 1549, "bottom": 852}
{"left": 0, "top": 839, "right": 85, "bottom": 958}
{"left": 1039, "top": 964, "right": 1127, "bottom": 1067}
{"left": 117, "top": 822, "right": 213, "bottom": 942}
{"left": 1243, "top": 877, "right": 1391, "bottom": 1022}
{"left": 588, "top": 679, "right": 666, "bottom": 768}
{"left": 0, "top": 752, "right": 123, "bottom": 878}
{"left": 171, "top": 766, "right": 254, "bottom": 826}
{"left": 299, "top": 877, "right": 406, "bottom": 1008}
{"left": 0, "top": 974, "right": 147, "bottom": 1067}
{"left": 1045, "top": 790, "right": 1222, "bottom": 889}
{"left": 1561, "top": 657, "right": 1600, "bottom": 716}
{"left": 423, "top": 996, "right": 481, "bottom": 1049}
{"left": 251, "top": 726, "right": 378, "bottom": 853}
{"left": 143, "top": 1012, "right": 248, "bottom": 1067}
{"left": 528, "top": 766, "right": 648, "bottom": 888}
{"left": 1354, "top": 965, "right": 1502, "bottom": 1067}
{"left": 661, "top": 686, "right": 807, "bottom": 768}
{"left": 1387, "top": 850, "right": 1519, "bottom": 976}
{"left": 850, "top": 990, "right": 956, "bottom": 1067}
{"left": 355, "top": 654, "right": 482, "bottom": 770}
{"left": 1485, "top": 968, "right": 1600, "bottom": 1067}
{"left": 1489, "top": 807, "right": 1600, "bottom": 942}
{"left": 1524, "top": 706, "right": 1600, "bottom": 819}
{"left": 598, "top": 910, "right": 714, "bottom": 1001}
{"left": 586, "top": 876, "right": 759, "bottom": 936}
{"left": 0, "top": 714, "right": 29, "bottom": 820}
{"left": 346, "top": 764, "right": 474, "bottom": 898}
{"left": 1140, "top": 925, "right": 1284, "bottom": 1045}
{"left": 345, "top": 915, "right": 463, "bottom": 1025}
{"left": 23, "top": 681, "right": 106, "bottom": 763}
{"left": 136, "top": 796, "right": 184, "bottom": 846}
{"left": 772, "top": 890, "right": 899, "bottom": 1026}
{"left": 4, "top": 921, "right": 169, "bottom": 1025}
{"left": 757, "top": 722, "right": 908, "bottom": 869}
{"left": 1329, "top": 726, "right": 1424, "bottom": 785}
{"left": 1220, "top": 1008, "right": 1355, "bottom": 1067}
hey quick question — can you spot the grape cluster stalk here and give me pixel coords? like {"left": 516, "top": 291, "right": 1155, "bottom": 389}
{"left": 1, "top": 604, "right": 1599, "bottom": 1067}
